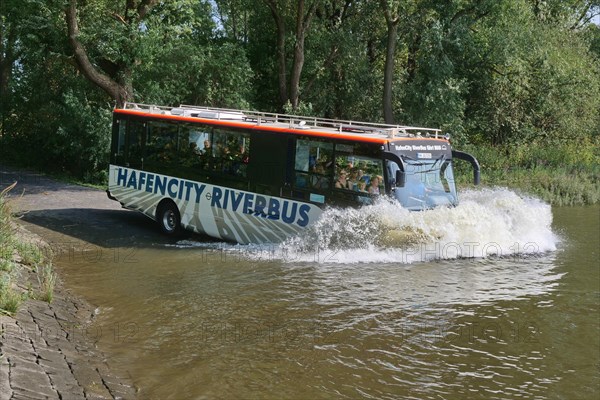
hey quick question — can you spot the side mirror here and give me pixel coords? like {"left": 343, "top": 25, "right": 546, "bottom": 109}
{"left": 452, "top": 150, "right": 480, "bottom": 186}
{"left": 395, "top": 170, "right": 405, "bottom": 187}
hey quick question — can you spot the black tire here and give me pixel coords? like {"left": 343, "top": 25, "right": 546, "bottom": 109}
{"left": 157, "top": 201, "right": 181, "bottom": 236}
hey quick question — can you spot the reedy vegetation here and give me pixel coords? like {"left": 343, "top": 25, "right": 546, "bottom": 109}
{"left": 0, "top": 0, "right": 598, "bottom": 204}
{"left": 0, "top": 184, "right": 56, "bottom": 315}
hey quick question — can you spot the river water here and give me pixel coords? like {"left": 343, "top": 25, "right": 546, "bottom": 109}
{"left": 38, "top": 189, "right": 600, "bottom": 399}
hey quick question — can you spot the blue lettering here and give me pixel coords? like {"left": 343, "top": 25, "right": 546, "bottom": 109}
{"left": 243, "top": 193, "right": 254, "bottom": 214}
{"left": 231, "top": 191, "right": 244, "bottom": 212}
{"left": 296, "top": 204, "right": 311, "bottom": 227}
{"left": 155, "top": 175, "right": 167, "bottom": 196}
{"left": 178, "top": 180, "right": 185, "bottom": 200}
{"left": 211, "top": 187, "right": 223, "bottom": 208}
{"left": 168, "top": 178, "right": 179, "bottom": 198}
{"left": 138, "top": 172, "right": 147, "bottom": 191}
{"left": 126, "top": 171, "right": 137, "bottom": 189}
{"left": 282, "top": 202, "right": 297, "bottom": 224}
{"left": 145, "top": 173, "right": 155, "bottom": 193}
{"left": 117, "top": 168, "right": 128, "bottom": 187}
{"left": 253, "top": 196, "right": 267, "bottom": 217}
{"left": 184, "top": 181, "right": 194, "bottom": 202}
{"left": 267, "top": 198, "right": 280, "bottom": 220}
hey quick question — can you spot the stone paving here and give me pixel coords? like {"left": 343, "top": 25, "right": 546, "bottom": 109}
{"left": 0, "top": 267, "right": 136, "bottom": 399}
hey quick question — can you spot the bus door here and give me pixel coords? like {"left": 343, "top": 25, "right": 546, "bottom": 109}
{"left": 248, "top": 132, "right": 291, "bottom": 197}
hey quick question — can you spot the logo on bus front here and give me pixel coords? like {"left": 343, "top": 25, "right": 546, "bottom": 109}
{"left": 395, "top": 144, "right": 447, "bottom": 151}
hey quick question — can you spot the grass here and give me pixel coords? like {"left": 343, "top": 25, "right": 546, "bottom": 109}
{"left": 454, "top": 139, "right": 600, "bottom": 206}
{"left": 0, "top": 274, "right": 23, "bottom": 315}
{"left": 0, "top": 182, "right": 56, "bottom": 315}
{"left": 36, "top": 264, "right": 57, "bottom": 303}
{"left": 0, "top": 183, "right": 21, "bottom": 314}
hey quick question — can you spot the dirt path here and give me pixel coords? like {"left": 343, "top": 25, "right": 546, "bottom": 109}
{"left": 0, "top": 165, "right": 166, "bottom": 399}
{"left": 0, "top": 166, "right": 167, "bottom": 248}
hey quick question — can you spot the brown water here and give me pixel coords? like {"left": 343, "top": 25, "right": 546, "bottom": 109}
{"left": 32, "top": 197, "right": 600, "bottom": 398}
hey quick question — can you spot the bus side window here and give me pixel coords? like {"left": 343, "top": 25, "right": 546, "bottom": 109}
{"left": 294, "top": 138, "right": 333, "bottom": 191}
{"left": 145, "top": 121, "right": 179, "bottom": 172}
{"left": 333, "top": 143, "right": 384, "bottom": 199}
{"left": 212, "top": 128, "right": 250, "bottom": 178}
{"left": 180, "top": 124, "right": 212, "bottom": 170}
{"left": 128, "top": 119, "right": 145, "bottom": 169}
{"left": 114, "top": 118, "right": 127, "bottom": 165}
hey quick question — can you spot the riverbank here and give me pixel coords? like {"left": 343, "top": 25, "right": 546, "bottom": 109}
{"left": 0, "top": 183, "right": 136, "bottom": 399}
{"left": 455, "top": 140, "right": 600, "bottom": 206}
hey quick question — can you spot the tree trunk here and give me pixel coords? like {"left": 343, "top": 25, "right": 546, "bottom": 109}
{"left": 0, "top": 24, "right": 16, "bottom": 133}
{"left": 264, "top": 1, "right": 288, "bottom": 108}
{"left": 65, "top": 0, "right": 134, "bottom": 107}
{"left": 289, "top": 1, "right": 306, "bottom": 110}
{"left": 289, "top": 0, "right": 318, "bottom": 111}
{"left": 274, "top": 16, "right": 288, "bottom": 108}
{"left": 382, "top": 13, "right": 398, "bottom": 124}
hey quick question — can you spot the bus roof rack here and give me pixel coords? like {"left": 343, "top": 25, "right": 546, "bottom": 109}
{"left": 122, "top": 102, "right": 442, "bottom": 138}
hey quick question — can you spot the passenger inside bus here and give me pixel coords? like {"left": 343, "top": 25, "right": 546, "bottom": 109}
{"left": 346, "top": 169, "right": 358, "bottom": 190}
{"left": 368, "top": 176, "right": 381, "bottom": 195}
{"left": 335, "top": 170, "right": 349, "bottom": 189}
{"left": 201, "top": 140, "right": 212, "bottom": 155}
{"left": 311, "top": 163, "right": 330, "bottom": 189}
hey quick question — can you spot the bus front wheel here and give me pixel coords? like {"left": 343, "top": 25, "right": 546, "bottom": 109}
{"left": 157, "top": 201, "right": 181, "bottom": 236}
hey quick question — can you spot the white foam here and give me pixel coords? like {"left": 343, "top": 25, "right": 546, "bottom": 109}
{"left": 278, "top": 188, "right": 559, "bottom": 264}
{"left": 175, "top": 188, "right": 560, "bottom": 264}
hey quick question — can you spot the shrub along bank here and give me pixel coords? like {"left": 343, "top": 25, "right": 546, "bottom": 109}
{"left": 454, "top": 139, "right": 600, "bottom": 206}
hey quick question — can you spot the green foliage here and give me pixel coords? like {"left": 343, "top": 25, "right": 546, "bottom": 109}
{"left": 0, "top": 0, "right": 598, "bottom": 199}
{"left": 35, "top": 264, "right": 56, "bottom": 304}
{"left": 465, "top": 0, "right": 600, "bottom": 145}
{"left": 0, "top": 275, "right": 23, "bottom": 315}
{"left": 0, "top": 186, "right": 22, "bottom": 315}
{"left": 455, "top": 138, "right": 600, "bottom": 205}
{"left": 0, "top": 186, "right": 56, "bottom": 311}
{"left": 399, "top": 19, "right": 468, "bottom": 135}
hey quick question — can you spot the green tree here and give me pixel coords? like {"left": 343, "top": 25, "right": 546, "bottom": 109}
{"left": 465, "top": 0, "right": 599, "bottom": 145}
{"left": 65, "top": 0, "right": 162, "bottom": 107}
{"left": 262, "top": 0, "right": 321, "bottom": 110}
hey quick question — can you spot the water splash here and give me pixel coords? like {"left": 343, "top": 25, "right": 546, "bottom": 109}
{"left": 173, "top": 188, "right": 559, "bottom": 264}
{"left": 278, "top": 188, "right": 559, "bottom": 264}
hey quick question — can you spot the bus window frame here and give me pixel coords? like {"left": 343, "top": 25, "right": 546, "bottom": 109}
{"left": 292, "top": 137, "right": 334, "bottom": 195}
{"left": 289, "top": 137, "right": 385, "bottom": 205}
{"left": 331, "top": 141, "right": 385, "bottom": 203}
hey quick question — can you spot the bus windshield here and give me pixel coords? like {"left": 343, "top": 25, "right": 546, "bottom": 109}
{"left": 387, "top": 157, "right": 457, "bottom": 210}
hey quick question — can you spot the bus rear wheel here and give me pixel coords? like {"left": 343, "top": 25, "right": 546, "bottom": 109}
{"left": 157, "top": 201, "right": 181, "bottom": 236}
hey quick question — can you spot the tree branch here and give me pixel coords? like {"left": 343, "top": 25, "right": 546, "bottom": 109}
{"left": 571, "top": 2, "right": 597, "bottom": 29}
{"left": 65, "top": 0, "right": 127, "bottom": 105}
{"left": 137, "top": 0, "right": 158, "bottom": 21}
{"left": 111, "top": 12, "right": 127, "bottom": 25}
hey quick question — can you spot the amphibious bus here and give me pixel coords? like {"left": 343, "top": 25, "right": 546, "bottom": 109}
{"left": 107, "top": 103, "right": 480, "bottom": 243}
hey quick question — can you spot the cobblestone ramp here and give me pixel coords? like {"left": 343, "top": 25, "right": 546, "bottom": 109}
{"left": 0, "top": 273, "right": 136, "bottom": 400}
